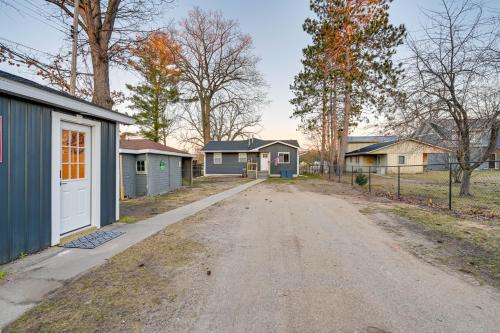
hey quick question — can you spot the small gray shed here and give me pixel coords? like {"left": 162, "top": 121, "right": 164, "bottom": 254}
{"left": 0, "top": 70, "right": 134, "bottom": 264}
{"left": 120, "top": 139, "right": 195, "bottom": 198}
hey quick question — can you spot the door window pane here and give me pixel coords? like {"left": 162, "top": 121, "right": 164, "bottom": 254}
{"left": 79, "top": 164, "right": 85, "bottom": 178}
{"left": 78, "top": 132, "right": 86, "bottom": 147}
{"left": 70, "top": 164, "right": 78, "bottom": 179}
{"left": 71, "top": 132, "right": 78, "bottom": 147}
{"left": 62, "top": 130, "right": 70, "bottom": 146}
{"left": 62, "top": 164, "right": 69, "bottom": 180}
{"left": 62, "top": 147, "right": 69, "bottom": 163}
{"left": 78, "top": 148, "right": 85, "bottom": 163}
{"left": 71, "top": 147, "right": 78, "bottom": 163}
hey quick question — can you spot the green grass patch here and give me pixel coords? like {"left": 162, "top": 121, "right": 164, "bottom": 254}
{"left": 0, "top": 271, "right": 6, "bottom": 280}
{"left": 267, "top": 177, "right": 295, "bottom": 184}
{"left": 119, "top": 215, "right": 139, "bottom": 224}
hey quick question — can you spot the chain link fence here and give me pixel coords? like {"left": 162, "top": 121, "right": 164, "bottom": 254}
{"left": 301, "top": 161, "right": 500, "bottom": 217}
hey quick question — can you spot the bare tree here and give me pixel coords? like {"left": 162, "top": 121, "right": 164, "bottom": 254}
{"left": 0, "top": 0, "right": 172, "bottom": 108}
{"left": 173, "top": 7, "right": 266, "bottom": 145}
{"left": 178, "top": 96, "right": 263, "bottom": 148}
{"left": 407, "top": 0, "right": 500, "bottom": 196}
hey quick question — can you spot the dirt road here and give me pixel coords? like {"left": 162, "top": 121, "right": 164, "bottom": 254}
{"left": 184, "top": 182, "right": 500, "bottom": 333}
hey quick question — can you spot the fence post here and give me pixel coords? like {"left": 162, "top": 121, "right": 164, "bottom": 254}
{"left": 397, "top": 166, "right": 401, "bottom": 199}
{"left": 368, "top": 166, "right": 372, "bottom": 193}
{"left": 448, "top": 162, "right": 452, "bottom": 210}
{"left": 351, "top": 166, "right": 354, "bottom": 186}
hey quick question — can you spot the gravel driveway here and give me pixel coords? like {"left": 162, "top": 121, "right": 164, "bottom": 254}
{"left": 187, "top": 182, "right": 500, "bottom": 333}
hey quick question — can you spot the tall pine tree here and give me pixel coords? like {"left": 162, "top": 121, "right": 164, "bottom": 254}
{"left": 127, "top": 32, "right": 180, "bottom": 145}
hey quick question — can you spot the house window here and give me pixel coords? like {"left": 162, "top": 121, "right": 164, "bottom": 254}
{"left": 355, "top": 156, "right": 360, "bottom": 164}
{"left": 398, "top": 156, "right": 406, "bottom": 165}
{"left": 238, "top": 153, "right": 247, "bottom": 163}
{"left": 136, "top": 160, "right": 146, "bottom": 173}
{"left": 213, "top": 153, "right": 222, "bottom": 164}
{"left": 278, "top": 152, "right": 290, "bottom": 164}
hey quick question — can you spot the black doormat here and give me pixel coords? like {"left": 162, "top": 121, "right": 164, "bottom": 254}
{"left": 62, "top": 230, "right": 125, "bottom": 249}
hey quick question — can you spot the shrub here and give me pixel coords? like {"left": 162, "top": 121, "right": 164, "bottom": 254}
{"left": 355, "top": 173, "right": 368, "bottom": 186}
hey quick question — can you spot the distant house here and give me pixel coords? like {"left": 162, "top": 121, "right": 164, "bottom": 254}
{"left": 120, "top": 139, "right": 195, "bottom": 198}
{"left": 346, "top": 138, "right": 451, "bottom": 174}
{"left": 201, "top": 138, "right": 300, "bottom": 177}
{"left": 348, "top": 135, "right": 399, "bottom": 153}
{"left": 414, "top": 119, "right": 500, "bottom": 170}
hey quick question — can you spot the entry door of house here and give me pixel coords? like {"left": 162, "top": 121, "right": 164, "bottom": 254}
{"left": 260, "top": 153, "right": 269, "bottom": 171}
{"left": 60, "top": 122, "right": 92, "bottom": 234}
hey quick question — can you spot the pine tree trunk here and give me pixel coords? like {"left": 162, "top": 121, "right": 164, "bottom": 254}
{"left": 320, "top": 82, "right": 328, "bottom": 175}
{"left": 338, "top": 82, "right": 351, "bottom": 172}
{"left": 330, "top": 79, "right": 338, "bottom": 174}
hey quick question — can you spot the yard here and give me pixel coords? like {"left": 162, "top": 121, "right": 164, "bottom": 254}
{"left": 6, "top": 177, "right": 500, "bottom": 332}
{"left": 120, "top": 176, "right": 250, "bottom": 223}
{"left": 345, "top": 170, "right": 500, "bottom": 217}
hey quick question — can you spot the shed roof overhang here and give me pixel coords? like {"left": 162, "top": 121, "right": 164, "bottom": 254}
{"left": 120, "top": 148, "right": 195, "bottom": 158}
{"left": 0, "top": 74, "right": 134, "bottom": 125}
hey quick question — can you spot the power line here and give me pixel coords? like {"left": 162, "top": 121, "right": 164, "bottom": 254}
{"left": 1, "top": 1, "right": 70, "bottom": 35}
{"left": 0, "top": 36, "right": 59, "bottom": 58}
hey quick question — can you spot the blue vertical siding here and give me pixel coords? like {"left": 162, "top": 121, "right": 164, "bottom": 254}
{"left": 0, "top": 96, "right": 52, "bottom": 264}
{"left": 100, "top": 120, "right": 117, "bottom": 226}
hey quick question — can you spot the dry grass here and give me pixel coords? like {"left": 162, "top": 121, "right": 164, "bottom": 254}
{"left": 365, "top": 205, "right": 500, "bottom": 286}
{"left": 120, "top": 176, "right": 249, "bottom": 224}
{"left": 6, "top": 221, "right": 206, "bottom": 333}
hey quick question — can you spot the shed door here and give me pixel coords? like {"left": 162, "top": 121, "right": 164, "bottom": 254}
{"left": 60, "top": 122, "right": 91, "bottom": 234}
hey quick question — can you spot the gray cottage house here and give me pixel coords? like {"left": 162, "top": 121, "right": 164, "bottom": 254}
{"left": 120, "top": 139, "right": 195, "bottom": 198}
{"left": 0, "top": 70, "right": 134, "bottom": 264}
{"left": 201, "top": 138, "right": 300, "bottom": 177}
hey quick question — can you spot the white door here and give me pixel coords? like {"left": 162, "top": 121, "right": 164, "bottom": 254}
{"left": 260, "top": 153, "right": 269, "bottom": 172}
{"left": 60, "top": 122, "right": 91, "bottom": 234}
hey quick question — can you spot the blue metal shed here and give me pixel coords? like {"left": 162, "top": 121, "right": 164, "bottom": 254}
{"left": 0, "top": 71, "right": 134, "bottom": 264}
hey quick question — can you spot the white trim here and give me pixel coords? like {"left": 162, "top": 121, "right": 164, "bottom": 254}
{"left": 115, "top": 125, "right": 120, "bottom": 221}
{"left": 253, "top": 141, "right": 300, "bottom": 150}
{"left": 238, "top": 152, "right": 248, "bottom": 163}
{"left": 135, "top": 159, "right": 147, "bottom": 174}
{"left": 277, "top": 151, "right": 291, "bottom": 164}
{"left": 213, "top": 152, "right": 222, "bottom": 164}
{"left": 203, "top": 152, "right": 206, "bottom": 176}
{"left": 270, "top": 173, "right": 298, "bottom": 178}
{"left": 202, "top": 150, "right": 254, "bottom": 153}
{"left": 51, "top": 112, "right": 101, "bottom": 246}
{"left": 297, "top": 150, "right": 300, "bottom": 175}
{"left": 0, "top": 76, "right": 134, "bottom": 125}
{"left": 120, "top": 148, "right": 195, "bottom": 158}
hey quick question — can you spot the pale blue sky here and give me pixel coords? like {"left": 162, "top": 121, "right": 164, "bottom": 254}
{"left": 0, "top": 0, "right": 474, "bottom": 146}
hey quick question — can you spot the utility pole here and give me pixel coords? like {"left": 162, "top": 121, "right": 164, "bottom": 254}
{"left": 70, "top": 0, "right": 80, "bottom": 96}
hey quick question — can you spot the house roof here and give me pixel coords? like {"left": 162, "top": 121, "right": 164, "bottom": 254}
{"left": 120, "top": 139, "right": 195, "bottom": 157}
{"left": 346, "top": 138, "right": 450, "bottom": 156}
{"left": 201, "top": 138, "right": 300, "bottom": 152}
{"left": 348, "top": 135, "right": 398, "bottom": 143}
{"left": 0, "top": 70, "right": 134, "bottom": 124}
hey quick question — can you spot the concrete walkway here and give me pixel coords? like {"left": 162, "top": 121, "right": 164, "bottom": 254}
{"left": 0, "top": 178, "right": 264, "bottom": 328}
